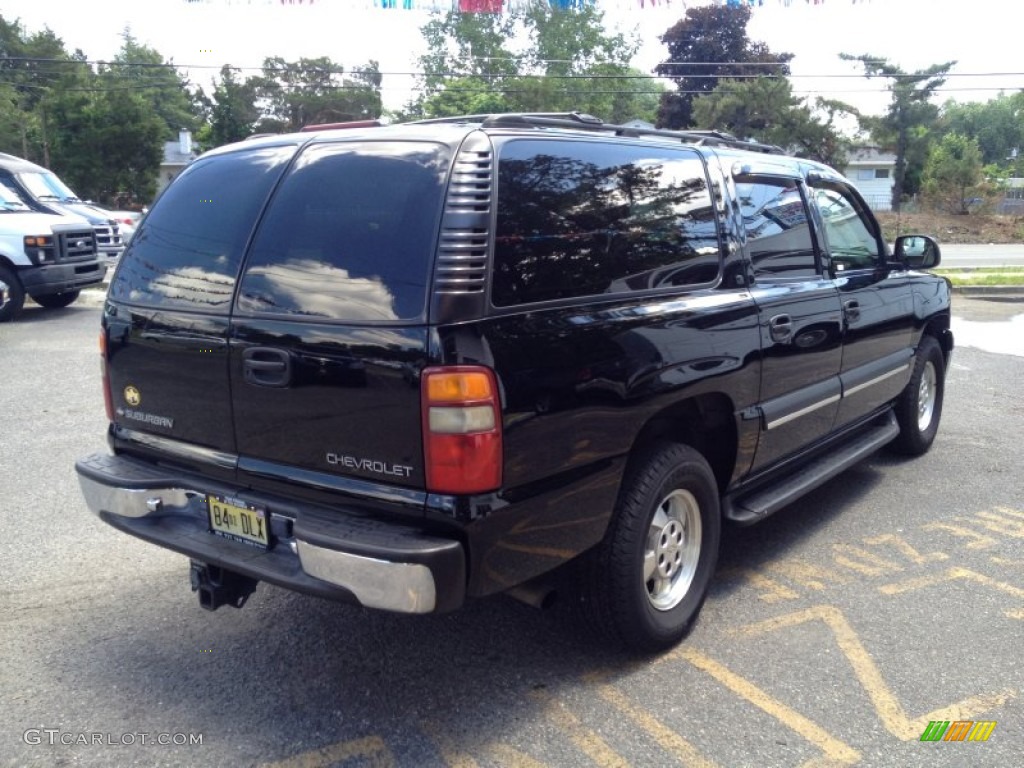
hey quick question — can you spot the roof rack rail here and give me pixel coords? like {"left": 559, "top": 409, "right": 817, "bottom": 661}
{"left": 409, "top": 111, "right": 604, "bottom": 127}
{"left": 300, "top": 119, "right": 382, "bottom": 132}
{"left": 408, "top": 112, "right": 784, "bottom": 155}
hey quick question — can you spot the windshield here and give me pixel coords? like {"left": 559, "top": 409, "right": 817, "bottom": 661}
{"left": 19, "top": 171, "right": 79, "bottom": 202}
{"left": 0, "top": 180, "right": 31, "bottom": 212}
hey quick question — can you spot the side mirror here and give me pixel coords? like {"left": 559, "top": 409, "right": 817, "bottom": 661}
{"left": 893, "top": 234, "right": 941, "bottom": 269}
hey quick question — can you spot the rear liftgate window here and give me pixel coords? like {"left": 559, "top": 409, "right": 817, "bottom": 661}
{"left": 237, "top": 142, "right": 449, "bottom": 322}
{"left": 492, "top": 140, "right": 720, "bottom": 307}
{"left": 109, "top": 145, "right": 297, "bottom": 311}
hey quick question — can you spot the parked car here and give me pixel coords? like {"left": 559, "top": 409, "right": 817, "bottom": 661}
{"left": 75, "top": 113, "right": 952, "bottom": 651}
{"left": 0, "top": 178, "right": 104, "bottom": 321}
{"left": 99, "top": 208, "right": 143, "bottom": 244}
{"left": 0, "top": 153, "right": 124, "bottom": 262}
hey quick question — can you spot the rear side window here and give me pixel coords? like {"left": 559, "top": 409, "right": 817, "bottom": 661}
{"left": 492, "top": 140, "right": 720, "bottom": 307}
{"left": 108, "top": 146, "right": 296, "bottom": 311}
{"left": 236, "top": 141, "right": 449, "bottom": 322}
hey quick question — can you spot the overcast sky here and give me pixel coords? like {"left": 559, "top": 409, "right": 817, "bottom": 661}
{"left": 3, "top": 0, "right": 1020, "bottom": 116}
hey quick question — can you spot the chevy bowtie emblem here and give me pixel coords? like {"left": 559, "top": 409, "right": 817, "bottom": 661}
{"left": 124, "top": 385, "right": 141, "bottom": 406}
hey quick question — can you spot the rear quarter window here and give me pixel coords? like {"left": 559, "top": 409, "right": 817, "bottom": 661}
{"left": 108, "top": 145, "right": 296, "bottom": 311}
{"left": 236, "top": 141, "right": 449, "bottom": 323}
{"left": 492, "top": 139, "right": 720, "bottom": 307}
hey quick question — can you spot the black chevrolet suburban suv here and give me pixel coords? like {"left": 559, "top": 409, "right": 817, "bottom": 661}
{"left": 76, "top": 113, "right": 952, "bottom": 651}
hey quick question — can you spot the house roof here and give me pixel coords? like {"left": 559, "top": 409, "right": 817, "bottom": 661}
{"left": 162, "top": 141, "right": 196, "bottom": 167}
{"left": 845, "top": 146, "right": 897, "bottom": 166}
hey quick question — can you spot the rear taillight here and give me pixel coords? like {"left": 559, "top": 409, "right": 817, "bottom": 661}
{"left": 99, "top": 331, "right": 113, "bottom": 421}
{"left": 422, "top": 366, "right": 502, "bottom": 495}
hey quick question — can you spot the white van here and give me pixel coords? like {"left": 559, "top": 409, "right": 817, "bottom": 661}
{"left": 0, "top": 179, "right": 104, "bottom": 321}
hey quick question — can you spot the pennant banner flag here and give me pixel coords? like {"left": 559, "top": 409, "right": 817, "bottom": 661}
{"left": 185, "top": 0, "right": 875, "bottom": 11}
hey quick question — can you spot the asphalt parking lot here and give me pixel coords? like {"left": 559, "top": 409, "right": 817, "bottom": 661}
{"left": 1, "top": 297, "right": 1021, "bottom": 768}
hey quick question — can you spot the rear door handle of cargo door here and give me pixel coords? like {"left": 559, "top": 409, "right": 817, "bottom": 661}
{"left": 243, "top": 347, "right": 291, "bottom": 387}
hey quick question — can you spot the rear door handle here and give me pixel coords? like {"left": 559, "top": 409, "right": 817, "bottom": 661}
{"left": 242, "top": 347, "right": 292, "bottom": 387}
{"left": 769, "top": 314, "right": 793, "bottom": 342}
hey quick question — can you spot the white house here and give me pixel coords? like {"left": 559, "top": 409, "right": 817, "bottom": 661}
{"left": 156, "top": 130, "right": 197, "bottom": 197}
{"left": 842, "top": 146, "right": 896, "bottom": 211}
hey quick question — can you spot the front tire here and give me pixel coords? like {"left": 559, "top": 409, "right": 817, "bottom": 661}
{"left": 891, "top": 335, "right": 945, "bottom": 456}
{"left": 0, "top": 264, "right": 26, "bottom": 322}
{"left": 577, "top": 443, "right": 721, "bottom": 652}
{"left": 32, "top": 290, "right": 80, "bottom": 309}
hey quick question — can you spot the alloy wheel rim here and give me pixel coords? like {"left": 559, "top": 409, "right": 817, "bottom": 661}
{"left": 918, "top": 361, "right": 937, "bottom": 431}
{"left": 644, "top": 489, "right": 702, "bottom": 611}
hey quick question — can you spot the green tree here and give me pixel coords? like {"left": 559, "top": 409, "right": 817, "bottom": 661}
{"left": 410, "top": 8, "right": 658, "bottom": 123}
{"left": 104, "top": 31, "right": 200, "bottom": 139}
{"left": 417, "top": 10, "right": 519, "bottom": 99}
{"left": 655, "top": 4, "right": 792, "bottom": 130}
{"left": 938, "top": 92, "right": 1024, "bottom": 168}
{"left": 207, "top": 65, "right": 262, "bottom": 146}
{"left": 47, "top": 83, "right": 163, "bottom": 204}
{"left": 256, "top": 56, "right": 382, "bottom": 131}
{"left": 841, "top": 54, "right": 955, "bottom": 211}
{"left": 921, "top": 132, "right": 988, "bottom": 215}
{"left": 0, "top": 15, "right": 86, "bottom": 163}
{"left": 419, "top": 76, "right": 510, "bottom": 118}
{"left": 691, "top": 77, "right": 850, "bottom": 168}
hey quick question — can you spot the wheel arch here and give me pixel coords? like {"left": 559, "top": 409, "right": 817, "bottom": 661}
{"left": 624, "top": 393, "right": 738, "bottom": 496}
{"left": 0, "top": 253, "right": 21, "bottom": 272}
{"left": 921, "top": 312, "right": 953, "bottom": 367}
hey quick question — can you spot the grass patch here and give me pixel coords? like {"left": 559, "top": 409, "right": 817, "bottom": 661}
{"left": 935, "top": 267, "right": 1024, "bottom": 286}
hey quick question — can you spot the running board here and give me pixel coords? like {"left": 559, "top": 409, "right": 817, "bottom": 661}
{"left": 724, "top": 412, "right": 900, "bottom": 526}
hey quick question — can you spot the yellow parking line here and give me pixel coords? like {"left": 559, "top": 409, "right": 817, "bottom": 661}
{"left": 862, "top": 534, "right": 947, "bottom": 565}
{"left": 669, "top": 646, "right": 860, "bottom": 765}
{"left": 733, "top": 604, "right": 1016, "bottom": 741}
{"left": 831, "top": 544, "right": 904, "bottom": 576}
{"left": 879, "top": 567, "right": 1024, "bottom": 599}
{"left": 994, "top": 506, "right": 1024, "bottom": 519}
{"left": 530, "top": 690, "right": 629, "bottom": 768}
{"left": 767, "top": 561, "right": 849, "bottom": 591}
{"left": 594, "top": 683, "right": 719, "bottom": 768}
{"left": 426, "top": 724, "right": 545, "bottom": 768}
{"left": 718, "top": 568, "right": 800, "bottom": 603}
{"left": 426, "top": 724, "right": 479, "bottom": 768}
{"left": 488, "top": 744, "right": 548, "bottom": 768}
{"left": 260, "top": 735, "right": 394, "bottom": 768}
{"left": 974, "top": 510, "right": 1024, "bottom": 538}
{"left": 921, "top": 522, "right": 997, "bottom": 549}
{"left": 991, "top": 556, "right": 1024, "bottom": 567}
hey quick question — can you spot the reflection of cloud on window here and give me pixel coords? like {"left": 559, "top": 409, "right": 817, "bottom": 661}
{"left": 239, "top": 258, "right": 398, "bottom": 321}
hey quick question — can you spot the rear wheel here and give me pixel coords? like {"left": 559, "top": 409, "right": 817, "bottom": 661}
{"left": 0, "top": 264, "right": 25, "bottom": 322}
{"left": 891, "top": 335, "right": 945, "bottom": 456}
{"left": 32, "top": 290, "right": 80, "bottom": 309}
{"left": 577, "top": 443, "right": 721, "bottom": 652}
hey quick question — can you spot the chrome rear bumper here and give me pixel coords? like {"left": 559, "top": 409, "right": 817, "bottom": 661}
{"left": 76, "top": 453, "right": 465, "bottom": 614}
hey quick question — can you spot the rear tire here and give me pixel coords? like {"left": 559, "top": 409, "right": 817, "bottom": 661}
{"left": 32, "top": 290, "right": 80, "bottom": 309}
{"left": 0, "top": 264, "right": 25, "bottom": 322}
{"left": 577, "top": 443, "right": 721, "bottom": 652}
{"left": 891, "top": 335, "right": 945, "bottom": 456}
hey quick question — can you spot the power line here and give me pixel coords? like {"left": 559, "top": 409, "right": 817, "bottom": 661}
{"left": 3, "top": 55, "right": 1021, "bottom": 80}
{"left": 6, "top": 69, "right": 1024, "bottom": 87}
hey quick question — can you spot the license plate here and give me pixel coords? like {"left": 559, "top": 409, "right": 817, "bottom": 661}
{"left": 207, "top": 496, "right": 269, "bottom": 548}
